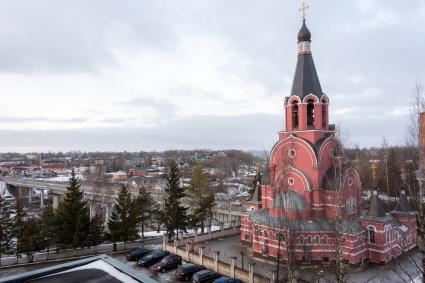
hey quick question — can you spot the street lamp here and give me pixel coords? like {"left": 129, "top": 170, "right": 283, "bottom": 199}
{"left": 316, "top": 269, "right": 325, "bottom": 283}
{"left": 240, "top": 247, "right": 247, "bottom": 270}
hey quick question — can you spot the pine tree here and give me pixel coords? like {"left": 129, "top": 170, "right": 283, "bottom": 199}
{"left": 0, "top": 196, "right": 14, "bottom": 266}
{"left": 14, "top": 199, "right": 26, "bottom": 263}
{"left": 187, "top": 165, "right": 213, "bottom": 233}
{"left": 135, "top": 186, "right": 156, "bottom": 240}
{"left": 20, "top": 218, "right": 44, "bottom": 263}
{"left": 88, "top": 213, "right": 104, "bottom": 253}
{"left": 55, "top": 169, "right": 90, "bottom": 250}
{"left": 161, "top": 162, "right": 188, "bottom": 239}
{"left": 108, "top": 185, "right": 138, "bottom": 244}
{"left": 41, "top": 193, "right": 56, "bottom": 258}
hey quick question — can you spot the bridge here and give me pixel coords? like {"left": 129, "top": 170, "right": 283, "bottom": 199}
{"left": 1, "top": 176, "right": 123, "bottom": 221}
{"left": 1, "top": 176, "right": 243, "bottom": 226}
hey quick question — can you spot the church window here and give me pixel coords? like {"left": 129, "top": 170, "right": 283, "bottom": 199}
{"left": 288, "top": 178, "right": 295, "bottom": 185}
{"left": 264, "top": 231, "right": 268, "bottom": 238}
{"left": 288, "top": 149, "right": 296, "bottom": 158}
{"left": 307, "top": 99, "right": 315, "bottom": 126}
{"left": 315, "top": 235, "right": 320, "bottom": 244}
{"left": 329, "top": 149, "right": 335, "bottom": 157}
{"left": 307, "top": 235, "right": 312, "bottom": 244}
{"left": 346, "top": 197, "right": 356, "bottom": 215}
{"left": 322, "top": 105, "right": 326, "bottom": 128}
{"left": 300, "top": 236, "right": 305, "bottom": 244}
{"left": 323, "top": 236, "right": 328, "bottom": 245}
{"left": 368, "top": 226, "right": 375, "bottom": 244}
{"left": 348, "top": 178, "right": 353, "bottom": 187}
{"left": 292, "top": 103, "right": 299, "bottom": 128}
{"left": 384, "top": 225, "right": 391, "bottom": 243}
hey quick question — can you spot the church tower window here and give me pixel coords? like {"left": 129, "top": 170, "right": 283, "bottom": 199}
{"left": 292, "top": 102, "right": 299, "bottom": 128}
{"left": 368, "top": 226, "right": 375, "bottom": 243}
{"left": 307, "top": 99, "right": 314, "bottom": 126}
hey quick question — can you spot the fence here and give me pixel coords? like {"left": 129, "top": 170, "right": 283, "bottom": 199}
{"left": 163, "top": 236, "right": 278, "bottom": 283}
{"left": 0, "top": 240, "right": 145, "bottom": 268}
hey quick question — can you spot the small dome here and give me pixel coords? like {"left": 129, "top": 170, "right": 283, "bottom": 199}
{"left": 297, "top": 20, "right": 311, "bottom": 42}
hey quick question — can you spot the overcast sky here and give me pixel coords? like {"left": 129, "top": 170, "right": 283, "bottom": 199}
{"left": 0, "top": 0, "right": 424, "bottom": 152}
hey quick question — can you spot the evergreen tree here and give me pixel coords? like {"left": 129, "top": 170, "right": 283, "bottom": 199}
{"left": 0, "top": 196, "right": 14, "bottom": 266}
{"left": 41, "top": 193, "right": 56, "bottom": 258}
{"left": 14, "top": 199, "right": 26, "bottom": 263}
{"left": 20, "top": 218, "right": 44, "bottom": 263}
{"left": 108, "top": 185, "right": 138, "bottom": 244}
{"left": 135, "top": 186, "right": 156, "bottom": 240}
{"left": 161, "top": 162, "right": 188, "bottom": 239}
{"left": 187, "top": 165, "right": 214, "bottom": 233}
{"left": 55, "top": 169, "right": 90, "bottom": 250}
{"left": 88, "top": 213, "right": 104, "bottom": 252}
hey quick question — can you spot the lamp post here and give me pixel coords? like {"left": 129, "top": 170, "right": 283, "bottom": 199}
{"left": 316, "top": 269, "right": 325, "bottom": 283}
{"left": 240, "top": 247, "right": 246, "bottom": 270}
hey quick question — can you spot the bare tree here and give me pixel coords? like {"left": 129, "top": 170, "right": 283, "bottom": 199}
{"left": 406, "top": 82, "right": 425, "bottom": 148}
{"left": 406, "top": 81, "right": 425, "bottom": 283}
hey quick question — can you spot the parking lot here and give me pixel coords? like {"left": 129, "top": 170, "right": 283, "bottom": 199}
{"left": 112, "top": 251, "right": 180, "bottom": 282}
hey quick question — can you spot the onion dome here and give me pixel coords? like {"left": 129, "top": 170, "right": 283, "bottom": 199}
{"left": 297, "top": 20, "right": 311, "bottom": 42}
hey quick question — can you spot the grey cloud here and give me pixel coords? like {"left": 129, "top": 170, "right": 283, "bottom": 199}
{"left": 0, "top": 116, "right": 87, "bottom": 123}
{"left": 0, "top": 111, "right": 406, "bottom": 152}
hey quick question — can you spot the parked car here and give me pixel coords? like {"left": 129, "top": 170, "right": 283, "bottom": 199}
{"left": 191, "top": 270, "right": 221, "bottom": 283}
{"left": 126, "top": 247, "right": 152, "bottom": 261}
{"left": 152, "top": 254, "right": 182, "bottom": 272}
{"left": 176, "top": 263, "right": 206, "bottom": 282}
{"left": 213, "top": 277, "right": 243, "bottom": 283}
{"left": 137, "top": 250, "right": 170, "bottom": 267}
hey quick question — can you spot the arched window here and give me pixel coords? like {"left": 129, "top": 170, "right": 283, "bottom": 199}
{"left": 300, "top": 236, "right": 305, "bottom": 244}
{"left": 292, "top": 102, "right": 299, "bottom": 128}
{"left": 368, "top": 226, "right": 375, "bottom": 244}
{"left": 323, "top": 236, "right": 328, "bottom": 245}
{"left": 384, "top": 226, "right": 391, "bottom": 243}
{"left": 307, "top": 99, "right": 315, "bottom": 126}
{"left": 346, "top": 197, "right": 356, "bottom": 215}
{"left": 307, "top": 235, "right": 312, "bottom": 244}
{"left": 264, "top": 230, "right": 268, "bottom": 238}
{"left": 322, "top": 104, "right": 326, "bottom": 128}
{"left": 315, "top": 236, "right": 320, "bottom": 244}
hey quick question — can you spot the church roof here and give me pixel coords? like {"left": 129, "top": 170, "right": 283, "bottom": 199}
{"left": 271, "top": 190, "right": 307, "bottom": 211}
{"left": 246, "top": 209, "right": 364, "bottom": 234}
{"left": 366, "top": 191, "right": 386, "bottom": 218}
{"left": 394, "top": 190, "right": 414, "bottom": 213}
{"left": 290, "top": 21, "right": 323, "bottom": 100}
{"left": 248, "top": 181, "right": 262, "bottom": 203}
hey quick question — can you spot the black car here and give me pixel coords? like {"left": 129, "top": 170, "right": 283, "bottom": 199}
{"left": 126, "top": 247, "right": 152, "bottom": 261}
{"left": 191, "top": 270, "right": 221, "bottom": 283}
{"left": 137, "top": 250, "right": 170, "bottom": 267}
{"left": 152, "top": 254, "right": 182, "bottom": 272}
{"left": 175, "top": 263, "right": 206, "bottom": 281}
{"left": 213, "top": 277, "right": 243, "bottom": 283}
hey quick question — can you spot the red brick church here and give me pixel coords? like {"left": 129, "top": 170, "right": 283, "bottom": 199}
{"left": 241, "top": 17, "right": 417, "bottom": 266}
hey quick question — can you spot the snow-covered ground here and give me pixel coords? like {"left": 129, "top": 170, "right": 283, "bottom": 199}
{"left": 141, "top": 225, "right": 230, "bottom": 238}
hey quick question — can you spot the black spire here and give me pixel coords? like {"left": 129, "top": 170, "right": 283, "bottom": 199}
{"left": 290, "top": 20, "right": 323, "bottom": 100}
{"left": 394, "top": 190, "right": 414, "bottom": 213}
{"left": 367, "top": 191, "right": 386, "bottom": 218}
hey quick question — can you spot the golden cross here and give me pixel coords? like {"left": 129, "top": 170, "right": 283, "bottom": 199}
{"left": 371, "top": 162, "right": 378, "bottom": 180}
{"left": 298, "top": 2, "right": 309, "bottom": 21}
